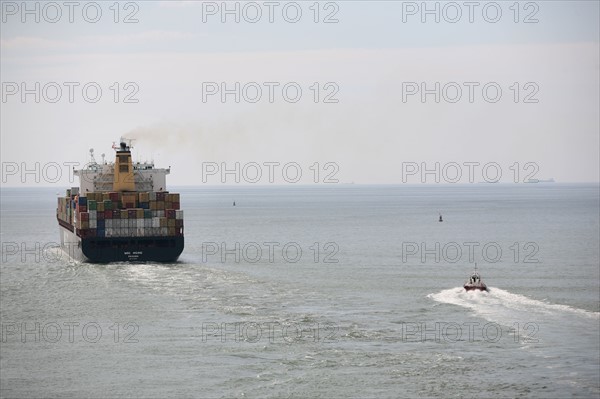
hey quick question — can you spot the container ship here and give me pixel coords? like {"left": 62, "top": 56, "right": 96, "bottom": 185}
{"left": 56, "top": 140, "right": 184, "bottom": 262}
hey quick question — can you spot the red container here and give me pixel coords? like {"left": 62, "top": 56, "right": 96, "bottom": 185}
{"left": 172, "top": 202, "right": 180, "bottom": 210}
{"left": 112, "top": 210, "right": 121, "bottom": 219}
{"left": 78, "top": 205, "right": 87, "bottom": 213}
{"left": 166, "top": 209, "right": 176, "bottom": 219}
{"left": 156, "top": 192, "right": 166, "bottom": 201}
{"left": 128, "top": 209, "right": 137, "bottom": 218}
{"left": 80, "top": 212, "right": 89, "bottom": 221}
{"left": 109, "top": 192, "right": 119, "bottom": 201}
{"left": 124, "top": 202, "right": 135, "bottom": 209}
{"left": 97, "top": 212, "right": 105, "bottom": 220}
{"left": 175, "top": 219, "right": 183, "bottom": 228}
{"left": 105, "top": 210, "right": 113, "bottom": 219}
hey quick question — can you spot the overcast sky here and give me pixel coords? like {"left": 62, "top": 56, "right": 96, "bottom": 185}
{"left": 1, "top": 1, "right": 599, "bottom": 186}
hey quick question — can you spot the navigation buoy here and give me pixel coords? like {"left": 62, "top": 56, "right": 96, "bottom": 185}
{"left": 439, "top": 214, "right": 443, "bottom": 222}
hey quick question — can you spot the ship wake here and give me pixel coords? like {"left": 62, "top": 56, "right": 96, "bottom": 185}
{"left": 428, "top": 287, "right": 598, "bottom": 321}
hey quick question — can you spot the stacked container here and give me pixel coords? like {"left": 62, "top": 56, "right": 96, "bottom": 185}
{"left": 57, "top": 189, "right": 184, "bottom": 239}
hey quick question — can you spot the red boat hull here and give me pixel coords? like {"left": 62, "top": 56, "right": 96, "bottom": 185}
{"left": 464, "top": 285, "right": 487, "bottom": 291}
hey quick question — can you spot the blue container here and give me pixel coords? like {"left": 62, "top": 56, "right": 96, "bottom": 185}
{"left": 97, "top": 229, "right": 105, "bottom": 237}
{"left": 140, "top": 202, "right": 149, "bottom": 209}
{"left": 97, "top": 219, "right": 105, "bottom": 229}
{"left": 78, "top": 197, "right": 87, "bottom": 206}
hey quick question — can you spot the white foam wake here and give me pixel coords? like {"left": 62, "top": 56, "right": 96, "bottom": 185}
{"left": 428, "top": 287, "right": 599, "bottom": 322}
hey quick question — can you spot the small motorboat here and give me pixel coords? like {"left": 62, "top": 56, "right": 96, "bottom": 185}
{"left": 463, "top": 264, "right": 488, "bottom": 291}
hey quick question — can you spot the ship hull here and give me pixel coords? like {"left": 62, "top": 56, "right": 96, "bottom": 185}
{"left": 59, "top": 224, "right": 183, "bottom": 263}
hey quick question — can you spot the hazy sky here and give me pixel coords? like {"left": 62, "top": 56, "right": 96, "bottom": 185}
{"left": 1, "top": 0, "right": 599, "bottom": 186}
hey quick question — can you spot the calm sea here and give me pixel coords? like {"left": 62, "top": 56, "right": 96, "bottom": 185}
{"left": 1, "top": 184, "right": 599, "bottom": 398}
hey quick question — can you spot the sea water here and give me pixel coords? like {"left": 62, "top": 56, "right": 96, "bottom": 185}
{"left": 1, "top": 184, "right": 598, "bottom": 398}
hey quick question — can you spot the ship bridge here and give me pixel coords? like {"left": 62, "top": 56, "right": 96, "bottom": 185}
{"left": 74, "top": 141, "right": 170, "bottom": 193}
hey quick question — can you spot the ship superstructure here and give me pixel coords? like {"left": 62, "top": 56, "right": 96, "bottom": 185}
{"left": 57, "top": 140, "right": 184, "bottom": 262}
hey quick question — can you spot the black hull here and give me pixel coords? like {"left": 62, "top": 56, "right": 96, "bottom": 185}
{"left": 59, "top": 224, "right": 183, "bottom": 263}
{"left": 81, "top": 236, "right": 184, "bottom": 263}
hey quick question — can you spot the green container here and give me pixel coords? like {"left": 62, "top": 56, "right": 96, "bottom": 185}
{"left": 88, "top": 200, "right": 97, "bottom": 211}
{"left": 144, "top": 210, "right": 152, "bottom": 219}
{"left": 103, "top": 200, "right": 113, "bottom": 210}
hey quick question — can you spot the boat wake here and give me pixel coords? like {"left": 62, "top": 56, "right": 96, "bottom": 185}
{"left": 428, "top": 287, "right": 599, "bottom": 350}
{"left": 428, "top": 287, "right": 599, "bottom": 322}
